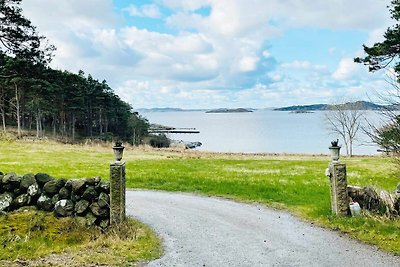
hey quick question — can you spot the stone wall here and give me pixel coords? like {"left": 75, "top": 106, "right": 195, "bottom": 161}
{"left": 348, "top": 184, "right": 400, "bottom": 217}
{"left": 0, "top": 171, "right": 110, "bottom": 228}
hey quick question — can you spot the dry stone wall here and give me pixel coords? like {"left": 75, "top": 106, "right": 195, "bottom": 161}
{"left": 347, "top": 183, "right": 400, "bottom": 217}
{"left": 0, "top": 171, "right": 110, "bottom": 227}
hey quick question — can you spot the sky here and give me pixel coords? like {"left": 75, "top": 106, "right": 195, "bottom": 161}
{"left": 21, "top": 0, "right": 394, "bottom": 109}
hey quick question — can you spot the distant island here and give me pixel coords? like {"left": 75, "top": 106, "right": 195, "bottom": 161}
{"left": 205, "top": 108, "right": 253, "bottom": 113}
{"left": 274, "top": 101, "right": 387, "bottom": 111}
{"left": 137, "top": 108, "right": 205, "bottom": 112}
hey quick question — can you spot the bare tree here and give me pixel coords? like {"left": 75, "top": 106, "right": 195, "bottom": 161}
{"left": 363, "top": 72, "right": 400, "bottom": 156}
{"left": 325, "top": 101, "right": 366, "bottom": 157}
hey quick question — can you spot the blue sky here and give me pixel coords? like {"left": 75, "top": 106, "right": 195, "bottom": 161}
{"left": 22, "top": 0, "right": 393, "bottom": 109}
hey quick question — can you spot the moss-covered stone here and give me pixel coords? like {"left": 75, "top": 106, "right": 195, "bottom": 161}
{"left": 20, "top": 173, "right": 36, "bottom": 191}
{"left": 0, "top": 192, "right": 13, "bottom": 211}
{"left": 11, "top": 194, "right": 31, "bottom": 209}
{"left": 35, "top": 173, "right": 53, "bottom": 186}
{"left": 43, "top": 180, "right": 64, "bottom": 196}
{"left": 75, "top": 199, "right": 90, "bottom": 215}
{"left": 54, "top": 199, "right": 74, "bottom": 217}
{"left": 37, "top": 194, "right": 53, "bottom": 211}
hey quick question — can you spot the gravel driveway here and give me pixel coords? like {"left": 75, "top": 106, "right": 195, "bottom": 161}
{"left": 126, "top": 190, "right": 399, "bottom": 267}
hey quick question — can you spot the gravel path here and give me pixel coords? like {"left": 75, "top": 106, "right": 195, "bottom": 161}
{"left": 126, "top": 190, "right": 400, "bottom": 267}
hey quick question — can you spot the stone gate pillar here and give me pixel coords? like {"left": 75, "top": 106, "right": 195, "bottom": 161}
{"left": 327, "top": 162, "right": 349, "bottom": 216}
{"left": 110, "top": 143, "right": 126, "bottom": 224}
{"left": 326, "top": 141, "right": 349, "bottom": 216}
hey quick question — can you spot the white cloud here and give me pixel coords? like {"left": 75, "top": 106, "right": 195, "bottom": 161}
{"left": 332, "top": 58, "right": 360, "bottom": 80}
{"left": 20, "top": 0, "right": 394, "bottom": 108}
{"left": 126, "top": 4, "right": 162, "bottom": 18}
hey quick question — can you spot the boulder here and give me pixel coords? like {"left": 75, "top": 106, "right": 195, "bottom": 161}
{"left": 54, "top": 199, "right": 74, "bottom": 217}
{"left": 20, "top": 173, "right": 36, "bottom": 191}
{"left": 98, "top": 192, "right": 110, "bottom": 208}
{"left": 0, "top": 192, "right": 13, "bottom": 211}
{"left": 35, "top": 173, "right": 53, "bottom": 186}
{"left": 90, "top": 202, "right": 109, "bottom": 218}
{"left": 11, "top": 194, "right": 30, "bottom": 209}
{"left": 43, "top": 179, "right": 65, "bottom": 196}
{"left": 37, "top": 194, "right": 53, "bottom": 211}
{"left": 75, "top": 199, "right": 90, "bottom": 215}
{"left": 58, "top": 187, "right": 71, "bottom": 199}
{"left": 82, "top": 186, "right": 98, "bottom": 201}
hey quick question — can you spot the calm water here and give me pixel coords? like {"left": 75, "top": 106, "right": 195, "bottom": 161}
{"left": 142, "top": 110, "right": 380, "bottom": 155}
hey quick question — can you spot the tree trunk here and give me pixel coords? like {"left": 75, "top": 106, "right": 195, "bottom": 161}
{"left": 0, "top": 87, "right": 6, "bottom": 132}
{"left": 72, "top": 113, "right": 76, "bottom": 141}
{"left": 14, "top": 83, "right": 21, "bottom": 138}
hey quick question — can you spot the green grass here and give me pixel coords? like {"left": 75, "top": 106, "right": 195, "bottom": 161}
{"left": 0, "top": 208, "right": 162, "bottom": 266}
{"left": 0, "top": 140, "right": 399, "bottom": 255}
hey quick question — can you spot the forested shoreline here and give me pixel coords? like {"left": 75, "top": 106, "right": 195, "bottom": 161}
{"left": 0, "top": 0, "right": 149, "bottom": 143}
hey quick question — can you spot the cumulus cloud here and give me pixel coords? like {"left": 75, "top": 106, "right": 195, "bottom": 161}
{"left": 332, "top": 58, "right": 360, "bottom": 80}
{"left": 20, "top": 0, "right": 394, "bottom": 108}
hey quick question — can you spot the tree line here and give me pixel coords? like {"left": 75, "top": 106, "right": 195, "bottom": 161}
{"left": 0, "top": 0, "right": 149, "bottom": 144}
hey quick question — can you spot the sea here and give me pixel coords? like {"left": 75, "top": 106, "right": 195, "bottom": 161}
{"left": 141, "top": 110, "right": 383, "bottom": 155}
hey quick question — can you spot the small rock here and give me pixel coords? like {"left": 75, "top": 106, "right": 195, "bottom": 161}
{"left": 43, "top": 180, "right": 65, "bottom": 196}
{"left": 35, "top": 173, "right": 53, "bottom": 186}
{"left": 75, "top": 199, "right": 90, "bottom": 215}
{"left": 68, "top": 179, "right": 87, "bottom": 194}
{"left": 82, "top": 186, "right": 98, "bottom": 201}
{"left": 20, "top": 173, "right": 36, "bottom": 191}
{"left": 96, "top": 182, "right": 110, "bottom": 194}
{"left": 54, "top": 199, "right": 74, "bottom": 217}
{"left": 58, "top": 187, "right": 71, "bottom": 199}
{"left": 11, "top": 194, "right": 30, "bottom": 209}
{"left": 71, "top": 191, "right": 81, "bottom": 202}
{"left": 2, "top": 172, "right": 20, "bottom": 184}
{"left": 51, "top": 194, "right": 60, "bottom": 206}
{"left": 37, "top": 194, "right": 53, "bottom": 211}
{"left": 0, "top": 192, "right": 13, "bottom": 211}
{"left": 90, "top": 202, "right": 109, "bottom": 218}
{"left": 98, "top": 192, "right": 110, "bottom": 208}
{"left": 27, "top": 183, "right": 40, "bottom": 196}
{"left": 85, "top": 177, "right": 97, "bottom": 186}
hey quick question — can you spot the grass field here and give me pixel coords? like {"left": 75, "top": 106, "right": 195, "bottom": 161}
{"left": 0, "top": 140, "right": 399, "bottom": 256}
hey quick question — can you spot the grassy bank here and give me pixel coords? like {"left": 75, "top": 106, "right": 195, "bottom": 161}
{"left": 0, "top": 140, "right": 399, "bottom": 255}
{"left": 0, "top": 208, "right": 161, "bottom": 266}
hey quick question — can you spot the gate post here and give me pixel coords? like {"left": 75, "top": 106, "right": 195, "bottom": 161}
{"left": 110, "top": 143, "right": 126, "bottom": 224}
{"left": 326, "top": 141, "right": 349, "bottom": 216}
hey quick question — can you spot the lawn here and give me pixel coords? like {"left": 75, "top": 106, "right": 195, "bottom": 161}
{"left": 0, "top": 140, "right": 399, "bottom": 256}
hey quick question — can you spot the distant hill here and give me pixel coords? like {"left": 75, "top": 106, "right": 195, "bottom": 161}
{"left": 274, "top": 101, "right": 386, "bottom": 111}
{"left": 205, "top": 108, "right": 253, "bottom": 113}
{"left": 137, "top": 108, "right": 205, "bottom": 112}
